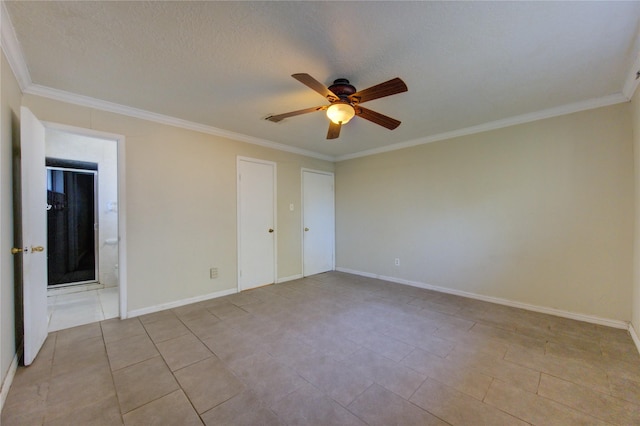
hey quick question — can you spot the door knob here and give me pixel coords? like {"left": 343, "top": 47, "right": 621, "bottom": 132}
{"left": 11, "top": 247, "right": 24, "bottom": 255}
{"left": 304, "top": 228, "right": 309, "bottom": 232}
{"left": 31, "top": 246, "right": 44, "bottom": 253}
{"left": 268, "top": 228, "right": 274, "bottom": 233}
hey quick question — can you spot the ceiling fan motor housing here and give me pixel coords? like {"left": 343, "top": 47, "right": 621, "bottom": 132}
{"left": 328, "top": 78, "right": 357, "bottom": 100}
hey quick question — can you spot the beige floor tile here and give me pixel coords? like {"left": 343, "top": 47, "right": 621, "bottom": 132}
{"left": 601, "top": 337, "right": 640, "bottom": 364}
{"left": 484, "top": 379, "right": 611, "bottom": 426}
{"left": 5, "top": 272, "right": 640, "bottom": 425}
{"left": 142, "top": 315, "right": 191, "bottom": 343}
{"left": 505, "top": 345, "right": 610, "bottom": 393}
{"left": 44, "top": 393, "right": 123, "bottom": 426}
{"left": 608, "top": 373, "right": 640, "bottom": 405}
{"left": 45, "top": 362, "right": 116, "bottom": 420}
{"left": 297, "top": 327, "right": 361, "bottom": 360}
{"left": 343, "top": 348, "right": 427, "bottom": 399}
{"left": 346, "top": 329, "right": 415, "bottom": 362}
{"left": 122, "top": 390, "right": 203, "bottom": 426}
{"left": 348, "top": 383, "right": 449, "bottom": 426}
{"left": 200, "top": 389, "right": 283, "bottom": 426}
{"left": 538, "top": 374, "right": 640, "bottom": 425}
{"left": 105, "top": 333, "right": 160, "bottom": 371}
{"left": 380, "top": 323, "right": 454, "bottom": 357}
{"left": 156, "top": 333, "right": 213, "bottom": 371}
{"left": 52, "top": 334, "right": 106, "bottom": 367}
{"left": 288, "top": 351, "right": 374, "bottom": 406}
{"left": 1, "top": 378, "right": 49, "bottom": 426}
{"left": 271, "top": 382, "right": 366, "bottom": 426}
{"left": 180, "top": 312, "right": 223, "bottom": 339}
{"left": 545, "top": 340, "right": 606, "bottom": 366}
{"left": 200, "top": 326, "right": 262, "bottom": 363}
{"left": 174, "top": 357, "right": 245, "bottom": 414}
{"left": 226, "top": 313, "right": 283, "bottom": 337}
{"left": 138, "top": 309, "right": 178, "bottom": 325}
{"left": 469, "top": 323, "right": 546, "bottom": 352}
{"left": 112, "top": 355, "right": 179, "bottom": 414}
{"left": 403, "top": 348, "right": 492, "bottom": 400}
{"left": 51, "top": 348, "right": 111, "bottom": 380}
{"left": 257, "top": 330, "right": 316, "bottom": 361}
{"left": 206, "top": 303, "right": 250, "bottom": 320}
{"left": 54, "top": 322, "right": 102, "bottom": 346}
{"left": 435, "top": 327, "right": 510, "bottom": 358}
{"left": 410, "top": 378, "right": 529, "bottom": 425}
{"left": 445, "top": 347, "right": 540, "bottom": 393}
{"left": 100, "top": 317, "right": 147, "bottom": 344}
{"left": 227, "top": 351, "right": 308, "bottom": 406}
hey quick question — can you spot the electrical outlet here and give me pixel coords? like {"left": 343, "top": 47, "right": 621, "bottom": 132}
{"left": 394, "top": 258, "right": 400, "bottom": 266}
{"left": 210, "top": 267, "right": 218, "bottom": 279}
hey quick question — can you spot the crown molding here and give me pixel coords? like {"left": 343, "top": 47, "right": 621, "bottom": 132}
{"left": 23, "top": 84, "right": 335, "bottom": 162}
{"left": 622, "top": 24, "right": 640, "bottom": 100}
{"left": 1, "top": 1, "right": 31, "bottom": 90}
{"left": 1, "top": 2, "right": 636, "bottom": 163}
{"left": 335, "top": 93, "right": 629, "bottom": 162}
{"left": 623, "top": 50, "right": 640, "bottom": 100}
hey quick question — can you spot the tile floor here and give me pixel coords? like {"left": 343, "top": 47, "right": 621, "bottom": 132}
{"left": 3, "top": 272, "right": 640, "bottom": 425}
{"left": 47, "top": 286, "right": 119, "bottom": 332}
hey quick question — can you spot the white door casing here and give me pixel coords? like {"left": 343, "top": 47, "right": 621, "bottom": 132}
{"left": 302, "top": 169, "right": 335, "bottom": 276}
{"left": 20, "top": 107, "right": 49, "bottom": 366}
{"left": 237, "top": 158, "right": 276, "bottom": 290}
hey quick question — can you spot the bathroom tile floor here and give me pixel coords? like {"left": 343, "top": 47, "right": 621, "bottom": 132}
{"left": 3, "top": 272, "right": 640, "bottom": 425}
{"left": 47, "top": 286, "right": 119, "bottom": 332}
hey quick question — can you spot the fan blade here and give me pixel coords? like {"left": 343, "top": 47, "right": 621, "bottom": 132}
{"left": 327, "top": 121, "right": 341, "bottom": 139}
{"left": 266, "top": 105, "right": 327, "bottom": 122}
{"left": 356, "top": 106, "right": 401, "bottom": 130}
{"left": 349, "top": 77, "right": 407, "bottom": 104}
{"left": 292, "top": 73, "right": 339, "bottom": 101}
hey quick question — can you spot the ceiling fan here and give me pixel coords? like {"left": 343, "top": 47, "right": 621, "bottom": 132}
{"left": 266, "top": 73, "right": 408, "bottom": 139}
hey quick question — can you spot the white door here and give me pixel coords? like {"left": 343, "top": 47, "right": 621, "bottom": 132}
{"left": 20, "top": 107, "right": 49, "bottom": 365}
{"left": 303, "top": 170, "right": 335, "bottom": 276}
{"left": 237, "top": 158, "right": 276, "bottom": 290}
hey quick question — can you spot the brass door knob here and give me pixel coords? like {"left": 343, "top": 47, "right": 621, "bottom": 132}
{"left": 304, "top": 228, "right": 309, "bottom": 231}
{"left": 268, "top": 228, "right": 274, "bottom": 233}
{"left": 31, "top": 246, "right": 44, "bottom": 253}
{"left": 11, "top": 247, "right": 24, "bottom": 255}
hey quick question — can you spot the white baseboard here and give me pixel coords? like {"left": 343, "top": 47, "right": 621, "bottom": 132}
{"left": 336, "top": 267, "right": 629, "bottom": 330}
{"left": 127, "top": 287, "right": 237, "bottom": 318}
{"left": 0, "top": 353, "right": 19, "bottom": 413}
{"left": 126, "top": 274, "right": 304, "bottom": 319}
{"left": 630, "top": 323, "right": 640, "bottom": 356}
{"left": 276, "top": 274, "right": 303, "bottom": 283}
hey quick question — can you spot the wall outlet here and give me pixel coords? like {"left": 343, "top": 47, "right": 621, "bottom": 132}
{"left": 394, "top": 258, "right": 400, "bottom": 266}
{"left": 210, "top": 267, "right": 218, "bottom": 279}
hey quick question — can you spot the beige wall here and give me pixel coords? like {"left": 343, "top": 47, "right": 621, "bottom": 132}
{"left": 22, "top": 95, "right": 333, "bottom": 313}
{"left": 1, "top": 51, "right": 21, "bottom": 396}
{"left": 336, "top": 104, "right": 634, "bottom": 321}
{"left": 631, "top": 91, "right": 640, "bottom": 332}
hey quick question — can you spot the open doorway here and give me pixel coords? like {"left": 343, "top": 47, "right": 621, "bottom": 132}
{"left": 45, "top": 128, "right": 120, "bottom": 331}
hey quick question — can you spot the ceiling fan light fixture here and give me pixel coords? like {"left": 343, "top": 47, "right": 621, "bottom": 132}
{"left": 326, "top": 102, "right": 355, "bottom": 125}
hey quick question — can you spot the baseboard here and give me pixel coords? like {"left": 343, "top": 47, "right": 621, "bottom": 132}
{"left": 336, "top": 267, "right": 629, "bottom": 330}
{"left": 127, "top": 287, "right": 237, "bottom": 318}
{"left": 630, "top": 323, "right": 640, "bottom": 356}
{"left": 0, "top": 353, "right": 19, "bottom": 413}
{"left": 276, "top": 274, "right": 303, "bottom": 283}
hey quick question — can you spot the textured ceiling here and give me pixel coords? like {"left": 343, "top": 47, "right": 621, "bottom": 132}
{"left": 4, "top": 1, "right": 640, "bottom": 160}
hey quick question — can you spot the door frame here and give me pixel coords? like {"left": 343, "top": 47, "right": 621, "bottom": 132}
{"left": 301, "top": 168, "right": 335, "bottom": 276}
{"left": 42, "top": 122, "right": 128, "bottom": 318}
{"left": 236, "top": 156, "right": 277, "bottom": 291}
